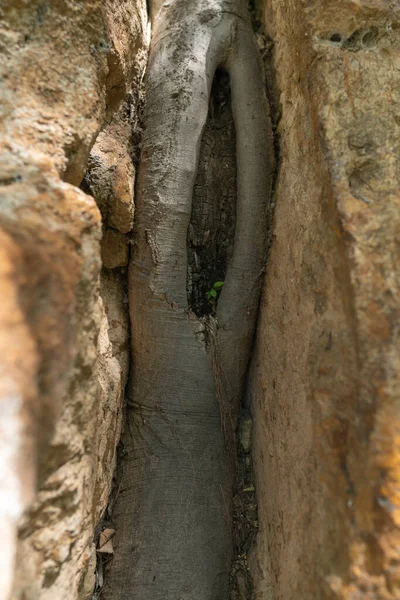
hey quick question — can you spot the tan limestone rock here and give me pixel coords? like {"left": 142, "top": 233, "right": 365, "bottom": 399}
{"left": 0, "top": 0, "right": 146, "bottom": 598}
{"left": 101, "top": 229, "right": 129, "bottom": 269}
{"left": 250, "top": 1, "right": 400, "bottom": 598}
{"left": 82, "top": 88, "right": 144, "bottom": 237}
{"left": 86, "top": 146, "right": 136, "bottom": 235}
{"left": 93, "top": 269, "right": 129, "bottom": 524}
{"left": 0, "top": 0, "right": 147, "bottom": 184}
{"left": 0, "top": 230, "right": 38, "bottom": 600}
{"left": 5, "top": 159, "right": 103, "bottom": 600}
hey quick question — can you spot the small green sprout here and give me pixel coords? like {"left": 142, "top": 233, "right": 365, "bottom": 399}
{"left": 206, "top": 281, "right": 224, "bottom": 302}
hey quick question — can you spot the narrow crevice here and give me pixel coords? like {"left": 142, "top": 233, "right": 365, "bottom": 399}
{"left": 230, "top": 12, "right": 281, "bottom": 600}
{"left": 230, "top": 406, "right": 259, "bottom": 600}
{"left": 90, "top": 431, "right": 128, "bottom": 599}
{"left": 85, "top": 68, "right": 148, "bottom": 600}
{"left": 187, "top": 69, "right": 237, "bottom": 317}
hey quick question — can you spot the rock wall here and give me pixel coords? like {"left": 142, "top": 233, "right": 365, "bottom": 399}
{"left": 250, "top": 0, "right": 400, "bottom": 598}
{"left": 0, "top": 1, "right": 147, "bottom": 599}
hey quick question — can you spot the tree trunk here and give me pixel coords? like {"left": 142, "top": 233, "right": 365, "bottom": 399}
{"left": 102, "top": 1, "right": 274, "bottom": 598}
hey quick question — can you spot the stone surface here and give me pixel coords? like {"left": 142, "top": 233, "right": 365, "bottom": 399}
{"left": 250, "top": 1, "right": 400, "bottom": 598}
{"left": 101, "top": 229, "right": 129, "bottom": 269}
{"left": 0, "top": 0, "right": 147, "bottom": 185}
{"left": 94, "top": 269, "right": 130, "bottom": 522}
{"left": 0, "top": 1, "right": 146, "bottom": 598}
{"left": 83, "top": 89, "right": 144, "bottom": 277}
{"left": 0, "top": 157, "right": 102, "bottom": 600}
{"left": 11, "top": 268, "right": 129, "bottom": 600}
{"left": 0, "top": 230, "right": 38, "bottom": 600}
{"left": 82, "top": 94, "right": 142, "bottom": 235}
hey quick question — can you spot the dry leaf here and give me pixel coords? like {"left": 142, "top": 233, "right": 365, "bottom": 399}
{"left": 98, "top": 528, "right": 115, "bottom": 554}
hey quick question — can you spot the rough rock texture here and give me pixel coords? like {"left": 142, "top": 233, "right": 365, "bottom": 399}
{"left": 1, "top": 161, "right": 102, "bottom": 600}
{"left": 83, "top": 98, "right": 139, "bottom": 236}
{"left": 0, "top": 1, "right": 146, "bottom": 599}
{"left": 250, "top": 1, "right": 400, "bottom": 598}
{"left": 82, "top": 90, "right": 144, "bottom": 271}
{"left": 95, "top": 270, "right": 130, "bottom": 523}
{"left": 0, "top": 231, "right": 38, "bottom": 600}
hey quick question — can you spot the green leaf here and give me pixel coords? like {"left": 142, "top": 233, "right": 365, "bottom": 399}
{"left": 213, "top": 281, "right": 224, "bottom": 290}
{"left": 209, "top": 289, "right": 217, "bottom": 298}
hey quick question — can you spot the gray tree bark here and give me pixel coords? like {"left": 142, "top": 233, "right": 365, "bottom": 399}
{"left": 102, "top": 1, "right": 273, "bottom": 598}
